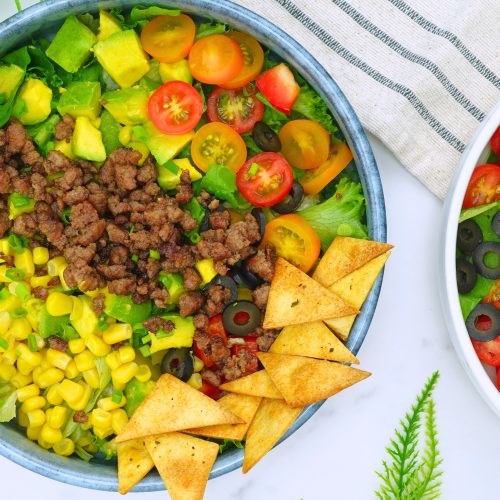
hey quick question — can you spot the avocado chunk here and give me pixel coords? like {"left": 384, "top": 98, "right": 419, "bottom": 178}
{"left": 12, "top": 78, "right": 52, "bottom": 126}
{"left": 124, "top": 378, "right": 155, "bottom": 417}
{"left": 8, "top": 193, "right": 35, "bottom": 220}
{"left": 157, "top": 272, "right": 185, "bottom": 304}
{"left": 72, "top": 116, "right": 106, "bottom": 162}
{"left": 101, "top": 87, "right": 149, "bottom": 125}
{"left": 39, "top": 305, "right": 71, "bottom": 339}
{"left": 94, "top": 30, "right": 150, "bottom": 88}
{"left": 156, "top": 158, "right": 202, "bottom": 191}
{"left": 46, "top": 16, "right": 96, "bottom": 73}
{"left": 99, "top": 109, "right": 122, "bottom": 154}
{"left": 0, "top": 64, "right": 25, "bottom": 105}
{"left": 97, "top": 10, "right": 123, "bottom": 41}
{"left": 159, "top": 60, "right": 192, "bottom": 85}
{"left": 57, "top": 81, "right": 102, "bottom": 121}
{"left": 105, "top": 293, "right": 152, "bottom": 324}
{"left": 149, "top": 315, "right": 195, "bottom": 354}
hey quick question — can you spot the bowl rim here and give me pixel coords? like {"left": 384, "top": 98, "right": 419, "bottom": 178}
{"left": 0, "top": 0, "right": 387, "bottom": 492}
{"left": 440, "top": 101, "right": 500, "bottom": 418}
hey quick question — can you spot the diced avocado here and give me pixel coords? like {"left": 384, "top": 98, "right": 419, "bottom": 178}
{"left": 46, "top": 16, "right": 96, "bottom": 73}
{"left": 8, "top": 193, "right": 35, "bottom": 220}
{"left": 105, "top": 293, "right": 152, "bottom": 324}
{"left": 101, "top": 87, "right": 149, "bottom": 125}
{"left": 97, "top": 10, "right": 123, "bottom": 41}
{"left": 39, "top": 305, "right": 70, "bottom": 339}
{"left": 195, "top": 258, "right": 217, "bottom": 285}
{"left": 0, "top": 64, "right": 25, "bottom": 104}
{"left": 159, "top": 60, "right": 192, "bottom": 84}
{"left": 72, "top": 116, "right": 106, "bottom": 162}
{"left": 94, "top": 30, "right": 150, "bottom": 88}
{"left": 99, "top": 109, "right": 122, "bottom": 154}
{"left": 149, "top": 315, "right": 195, "bottom": 354}
{"left": 12, "top": 78, "right": 52, "bottom": 125}
{"left": 157, "top": 272, "right": 185, "bottom": 304}
{"left": 127, "top": 141, "right": 149, "bottom": 166}
{"left": 57, "top": 81, "right": 102, "bottom": 121}
{"left": 157, "top": 157, "right": 202, "bottom": 190}
{"left": 124, "top": 378, "right": 155, "bottom": 416}
{"left": 69, "top": 295, "right": 98, "bottom": 339}
{"left": 54, "top": 139, "right": 75, "bottom": 159}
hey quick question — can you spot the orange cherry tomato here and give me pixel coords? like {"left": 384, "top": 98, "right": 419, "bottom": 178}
{"left": 140, "top": 14, "right": 196, "bottom": 63}
{"left": 300, "top": 142, "right": 353, "bottom": 195}
{"left": 191, "top": 122, "right": 247, "bottom": 172}
{"left": 261, "top": 213, "right": 321, "bottom": 273}
{"left": 188, "top": 34, "right": 244, "bottom": 85}
{"left": 483, "top": 280, "right": 500, "bottom": 310}
{"left": 279, "top": 119, "right": 330, "bottom": 170}
{"left": 221, "top": 32, "right": 264, "bottom": 89}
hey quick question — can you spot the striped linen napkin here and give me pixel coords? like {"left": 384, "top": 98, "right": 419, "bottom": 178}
{"left": 233, "top": 0, "right": 500, "bottom": 199}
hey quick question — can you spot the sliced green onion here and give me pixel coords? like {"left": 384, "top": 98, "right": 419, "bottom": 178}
{"left": 6, "top": 268, "right": 25, "bottom": 281}
{"left": 60, "top": 207, "right": 71, "bottom": 225}
{"left": 164, "top": 160, "right": 180, "bottom": 174}
{"left": 0, "top": 287, "right": 10, "bottom": 300}
{"left": 10, "top": 307, "right": 27, "bottom": 319}
{"left": 131, "top": 254, "right": 139, "bottom": 262}
{"left": 0, "top": 337, "right": 8, "bottom": 350}
{"left": 10, "top": 193, "right": 34, "bottom": 208}
{"left": 139, "top": 345, "right": 151, "bottom": 357}
{"left": 155, "top": 329, "right": 174, "bottom": 339}
{"left": 149, "top": 249, "right": 160, "bottom": 260}
{"left": 141, "top": 333, "right": 151, "bottom": 344}
{"left": 7, "top": 234, "right": 24, "bottom": 254}
{"left": 28, "top": 334, "right": 38, "bottom": 352}
{"left": 10, "top": 282, "right": 30, "bottom": 301}
{"left": 112, "top": 390, "right": 123, "bottom": 404}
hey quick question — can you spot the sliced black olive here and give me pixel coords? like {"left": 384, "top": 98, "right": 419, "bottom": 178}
{"left": 160, "top": 347, "right": 194, "bottom": 381}
{"left": 203, "top": 275, "right": 238, "bottom": 302}
{"left": 251, "top": 207, "right": 266, "bottom": 241}
{"left": 492, "top": 211, "right": 500, "bottom": 238}
{"left": 457, "top": 219, "right": 483, "bottom": 254}
{"left": 252, "top": 121, "right": 281, "bottom": 152}
{"left": 465, "top": 303, "right": 500, "bottom": 342}
{"left": 456, "top": 258, "right": 477, "bottom": 294}
{"left": 222, "top": 300, "right": 262, "bottom": 335}
{"left": 272, "top": 181, "right": 304, "bottom": 214}
{"left": 229, "top": 260, "right": 263, "bottom": 290}
{"left": 473, "top": 241, "right": 500, "bottom": 279}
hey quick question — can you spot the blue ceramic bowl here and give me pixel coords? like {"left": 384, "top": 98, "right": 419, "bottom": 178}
{"left": 0, "top": 0, "right": 387, "bottom": 491}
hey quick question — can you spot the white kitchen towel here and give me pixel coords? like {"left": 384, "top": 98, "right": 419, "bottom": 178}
{"left": 233, "top": 0, "right": 500, "bottom": 199}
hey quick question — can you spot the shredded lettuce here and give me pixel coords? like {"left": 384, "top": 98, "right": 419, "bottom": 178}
{"left": 195, "top": 22, "right": 229, "bottom": 41}
{"left": 0, "top": 383, "right": 17, "bottom": 423}
{"left": 459, "top": 274, "right": 494, "bottom": 320}
{"left": 298, "top": 178, "right": 368, "bottom": 251}
{"left": 459, "top": 201, "right": 499, "bottom": 223}
{"left": 199, "top": 164, "right": 239, "bottom": 208}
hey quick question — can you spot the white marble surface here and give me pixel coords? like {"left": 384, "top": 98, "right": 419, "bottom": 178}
{"left": 2, "top": 2, "right": 500, "bottom": 499}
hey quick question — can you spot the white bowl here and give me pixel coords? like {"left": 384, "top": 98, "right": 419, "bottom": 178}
{"left": 441, "top": 102, "right": 500, "bottom": 417}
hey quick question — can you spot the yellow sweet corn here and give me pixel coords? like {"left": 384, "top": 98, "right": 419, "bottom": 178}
{"left": 91, "top": 408, "right": 112, "bottom": 429}
{"left": 21, "top": 395, "right": 46, "bottom": 413}
{"left": 0, "top": 238, "right": 11, "bottom": 256}
{"left": 46, "top": 292, "right": 74, "bottom": 316}
{"left": 105, "top": 351, "right": 122, "bottom": 370}
{"left": 68, "top": 338, "right": 86, "bottom": 355}
{"left": 17, "top": 358, "right": 34, "bottom": 376}
{"left": 27, "top": 425, "right": 42, "bottom": 441}
{"left": 40, "top": 357, "right": 52, "bottom": 371}
{"left": 58, "top": 379, "right": 84, "bottom": 406}
{"left": 30, "top": 275, "right": 53, "bottom": 288}
{"left": 0, "top": 310, "right": 11, "bottom": 335}
{"left": 27, "top": 409, "right": 46, "bottom": 428}
{"left": 31, "top": 366, "right": 43, "bottom": 384}
{"left": 10, "top": 371, "right": 33, "bottom": 388}
{"left": 46, "top": 383, "right": 63, "bottom": 405}
{"left": 111, "top": 408, "right": 128, "bottom": 435}
{"left": 37, "top": 438, "right": 52, "bottom": 450}
{"left": 187, "top": 373, "right": 202, "bottom": 390}
{"left": 71, "top": 382, "right": 92, "bottom": 411}
{"left": 0, "top": 362, "right": 16, "bottom": 381}
{"left": 46, "top": 406, "right": 67, "bottom": 429}
{"left": 93, "top": 427, "right": 113, "bottom": 440}
{"left": 17, "top": 344, "right": 42, "bottom": 367}
{"left": 17, "top": 409, "right": 29, "bottom": 428}
{"left": 32, "top": 247, "right": 49, "bottom": 266}
{"left": 85, "top": 333, "right": 111, "bottom": 357}
{"left": 112, "top": 362, "right": 138, "bottom": 386}
{"left": 2, "top": 343, "right": 18, "bottom": 365}
{"left": 53, "top": 438, "right": 75, "bottom": 457}
{"left": 98, "top": 396, "right": 126, "bottom": 412}
{"left": 193, "top": 356, "right": 204, "bottom": 373}
{"left": 135, "top": 364, "right": 151, "bottom": 383}
{"left": 40, "top": 424, "right": 63, "bottom": 444}
{"left": 9, "top": 317, "right": 32, "bottom": 340}
{"left": 47, "top": 256, "right": 67, "bottom": 277}
{"left": 103, "top": 323, "right": 132, "bottom": 345}
{"left": 83, "top": 368, "right": 100, "bottom": 389}
{"left": 46, "top": 348, "right": 72, "bottom": 370}
{"left": 64, "top": 359, "right": 80, "bottom": 379}
{"left": 17, "top": 384, "right": 39, "bottom": 402}
{"left": 14, "top": 248, "right": 35, "bottom": 277}
{"left": 37, "top": 367, "right": 65, "bottom": 388}
{"left": 118, "top": 345, "right": 135, "bottom": 364}
{"left": 74, "top": 350, "right": 95, "bottom": 372}
{"left": 0, "top": 294, "right": 21, "bottom": 310}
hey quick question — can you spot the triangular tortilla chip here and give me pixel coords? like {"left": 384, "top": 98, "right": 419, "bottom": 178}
{"left": 313, "top": 237, "right": 393, "bottom": 288}
{"left": 324, "top": 252, "right": 390, "bottom": 340}
{"left": 269, "top": 320, "right": 359, "bottom": 364}
{"left": 117, "top": 439, "right": 154, "bottom": 494}
{"left": 243, "top": 398, "right": 302, "bottom": 473}
{"left": 145, "top": 433, "right": 218, "bottom": 500}
{"left": 186, "top": 393, "right": 262, "bottom": 441}
{"left": 263, "top": 258, "right": 358, "bottom": 329}
{"left": 219, "top": 370, "right": 283, "bottom": 399}
{"left": 258, "top": 352, "right": 371, "bottom": 407}
{"left": 116, "top": 374, "right": 242, "bottom": 443}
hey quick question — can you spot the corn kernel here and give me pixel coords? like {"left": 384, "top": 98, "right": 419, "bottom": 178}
{"left": 30, "top": 275, "right": 53, "bottom": 288}
{"left": 83, "top": 368, "right": 100, "bottom": 389}
{"left": 91, "top": 408, "right": 112, "bottom": 429}
{"left": 40, "top": 357, "right": 52, "bottom": 371}
{"left": 53, "top": 438, "right": 75, "bottom": 457}
{"left": 74, "top": 350, "right": 95, "bottom": 372}
{"left": 187, "top": 373, "right": 202, "bottom": 390}
{"left": 112, "top": 362, "right": 138, "bottom": 386}
{"left": 86, "top": 334, "right": 111, "bottom": 357}
{"left": 17, "top": 345, "right": 42, "bottom": 367}
{"left": 46, "top": 383, "right": 64, "bottom": 405}
{"left": 103, "top": 323, "right": 132, "bottom": 345}
{"left": 193, "top": 356, "right": 204, "bottom": 373}
{"left": 40, "top": 424, "right": 63, "bottom": 444}
{"left": 46, "top": 348, "right": 72, "bottom": 370}
{"left": 37, "top": 438, "right": 52, "bottom": 450}
{"left": 0, "top": 310, "right": 12, "bottom": 335}
{"left": 31, "top": 366, "right": 43, "bottom": 384}
{"left": 0, "top": 294, "right": 21, "bottom": 310}
{"left": 14, "top": 248, "right": 34, "bottom": 277}
{"left": 71, "top": 382, "right": 92, "bottom": 411}
{"left": 93, "top": 427, "right": 113, "bottom": 440}
{"left": 16, "top": 358, "right": 33, "bottom": 376}
{"left": 11, "top": 372, "right": 33, "bottom": 388}
{"left": 135, "top": 364, "right": 151, "bottom": 383}
{"left": 27, "top": 409, "right": 46, "bottom": 428}
{"left": 17, "top": 384, "right": 39, "bottom": 402}
{"left": 98, "top": 396, "right": 126, "bottom": 412}
{"left": 46, "top": 292, "right": 74, "bottom": 316}
{"left": 47, "top": 405, "right": 67, "bottom": 429}
{"left": 32, "top": 247, "right": 49, "bottom": 266}
{"left": 37, "top": 367, "right": 65, "bottom": 388}
{"left": 0, "top": 238, "right": 11, "bottom": 256}
{"left": 118, "top": 346, "right": 135, "bottom": 364}
{"left": 9, "top": 318, "right": 32, "bottom": 340}
{"left": 0, "top": 362, "right": 16, "bottom": 381}
{"left": 47, "top": 256, "right": 67, "bottom": 277}
{"left": 68, "top": 338, "right": 86, "bottom": 355}
{"left": 64, "top": 359, "right": 80, "bottom": 379}
{"left": 27, "top": 425, "right": 42, "bottom": 441}
{"left": 2, "top": 344, "right": 17, "bottom": 365}
{"left": 18, "top": 409, "right": 29, "bottom": 428}
{"left": 105, "top": 351, "right": 122, "bottom": 370}
{"left": 58, "top": 379, "right": 84, "bottom": 406}
{"left": 22, "top": 396, "right": 46, "bottom": 413}
{"left": 111, "top": 408, "right": 128, "bottom": 434}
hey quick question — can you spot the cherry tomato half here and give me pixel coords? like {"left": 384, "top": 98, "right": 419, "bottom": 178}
{"left": 207, "top": 87, "right": 264, "bottom": 134}
{"left": 496, "top": 366, "right": 500, "bottom": 391}
{"left": 148, "top": 81, "right": 203, "bottom": 135}
{"left": 199, "top": 380, "right": 222, "bottom": 400}
{"left": 261, "top": 213, "right": 321, "bottom": 273}
{"left": 140, "top": 14, "right": 196, "bottom": 63}
{"left": 236, "top": 152, "right": 293, "bottom": 207}
{"left": 279, "top": 119, "right": 330, "bottom": 170}
{"left": 221, "top": 32, "right": 264, "bottom": 89}
{"left": 463, "top": 164, "right": 500, "bottom": 208}
{"left": 188, "top": 34, "right": 244, "bottom": 85}
{"left": 490, "top": 126, "right": 500, "bottom": 157}
{"left": 191, "top": 122, "right": 247, "bottom": 172}
{"left": 483, "top": 280, "right": 500, "bottom": 310}
{"left": 256, "top": 63, "right": 300, "bottom": 115}
{"left": 471, "top": 337, "right": 500, "bottom": 367}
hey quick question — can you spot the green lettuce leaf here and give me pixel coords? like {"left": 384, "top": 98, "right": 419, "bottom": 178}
{"left": 0, "top": 383, "right": 17, "bottom": 423}
{"left": 199, "top": 164, "right": 239, "bottom": 208}
{"left": 195, "top": 22, "right": 229, "bottom": 41}
{"left": 459, "top": 200, "right": 500, "bottom": 223}
{"left": 124, "top": 378, "right": 155, "bottom": 417}
{"left": 130, "top": 5, "right": 180, "bottom": 21}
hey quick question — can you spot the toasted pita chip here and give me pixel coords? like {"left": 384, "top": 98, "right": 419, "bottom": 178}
{"left": 116, "top": 374, "right": 242, "bottom": 443}
{"left": 145, "top": 433, "right": 218, "bottom": 500}
{"left": 269, "top": 320, "right": 358, "bottom": 364}
{"left": 117, "top": 439, "right": 154, "bottom": 494}
{"left": 243, "top": 398, "right": 302, "bottom": 473}
{"left": 263, "top": 258, "right": 358, "bottom": 329}
{"left": 313, "top": 237, "right": 393, "bottom": 288}
{"left": 258, "top": 352, "right": 371, "bottom": 407}
{"left": 219, "top": 370, "right": 283, "bottom": 399}
{"left": 186, "top": 393, "right": 262, "bottom": 441}
{"left": 324, "top": 252, "right": 391, "bottom": 340}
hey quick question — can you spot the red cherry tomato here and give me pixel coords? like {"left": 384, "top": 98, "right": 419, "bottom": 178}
{"left": 482, "top": 280, "right": 500, "bottom": 310}
{"left": 496, "top": 367, "right": 500, "bottom": 391}
{"left": 148, "top": 81, "right": 203, "bottom": 135}
{"left": 490, "top": 126, "right": 500, "bottom": 157}
{"left": 256, "top": 63, "right": 300, "bottom": 115}
{"left": 462, "top": 164, "right": 500, "bottom": 208}
{"left": 471, "top": 337, "right": 500, "bottom": 367}
{"left": 193, "top": 314, "right": 228, "bottom": 368}
{"left": 207, "top": 87, "right": 264, "bottom": 134}
{"left": 236, "top": 152, "right": 293, "bottom": 207}
{"left": 199, "top": 380, "right": 222, "bottom": 400}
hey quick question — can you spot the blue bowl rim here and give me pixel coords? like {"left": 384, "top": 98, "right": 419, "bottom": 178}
{"left": 0, "top": 0, "right": 387, "bottom": 492}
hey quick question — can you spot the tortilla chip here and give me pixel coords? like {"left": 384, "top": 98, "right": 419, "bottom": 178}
{"left": 313, "top": 237, "right": 393, "bottom": 288}
{"left": 117, "top": 439, "right": 154, "bottom": 494}
{"left": 243, "top": 398, "right": 302, "bottom": 473}
{"left": 269, "top": 320, "right": 359, "bottom": 364}
{"left": 263, "top": 258, "right": 358, "bottom": 329}
{"left": 324, "top": 252, "right": 391, "bottom": 340}
{"left": 258, "top": 352, "right": 371, "bottom": 407}
{"left": 145, "top": 433, "right": 218, "bottom": 500}
{"left": 186, "top": 393, "right": 262, "bottom": 441}
{"left": 116, "top": 374, "right": 242, "bottom": 443}
{"left": 219, "top": 370, "right": 284, "bottom": 399}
